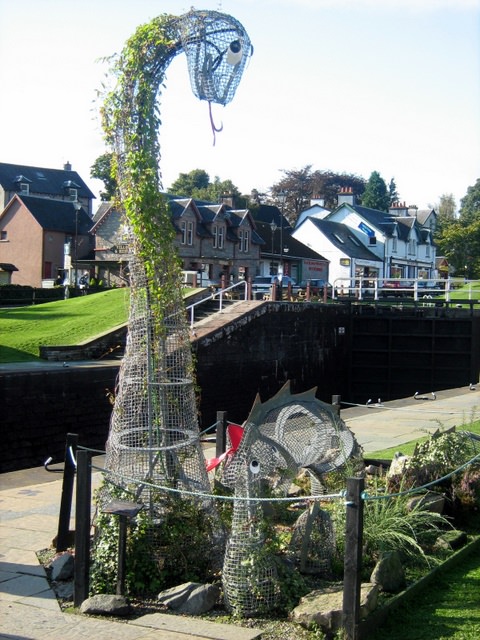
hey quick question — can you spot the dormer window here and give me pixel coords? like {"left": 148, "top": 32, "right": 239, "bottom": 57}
{"left": 369, "top": 236, "right": 377, "bottom": 246}
{"left": 13, "top": 174, "right": 32, "bottom": 194}
{"left": 68, "top": 188, "right": 78, "bottom": 201}
{"left": 63, "top": 180, "right": 81, "bottom": 201}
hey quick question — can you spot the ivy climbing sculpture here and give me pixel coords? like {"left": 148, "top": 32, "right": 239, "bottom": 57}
{"left": 101, "top": 10, "right": 252, "bottom": 510}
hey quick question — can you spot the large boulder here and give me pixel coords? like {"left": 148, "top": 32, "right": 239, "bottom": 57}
{"left": 80, "top": 594, "right": 131, "bottom": 616}
{"left": 290, "top": 583, "right": 378, "bottom": 633}
{"left": 370, "top": 551, "right": 406, "bottom": 593}
{"left": 158, "top": 582, "right": 221, "bottom": 615}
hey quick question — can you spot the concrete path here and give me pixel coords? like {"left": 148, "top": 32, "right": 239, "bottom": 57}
{"left": 1, "top": 383, "right": 479, "bottom": 639}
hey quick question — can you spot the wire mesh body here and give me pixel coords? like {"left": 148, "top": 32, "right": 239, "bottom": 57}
{"left": 289, "top": 503, "right": 336, "bottom": 575}
{"left": 102, "top": 9, "right": 252, "bottom": 513}
{"left": 222, "top": 466, "right": 281, "bottom": 617}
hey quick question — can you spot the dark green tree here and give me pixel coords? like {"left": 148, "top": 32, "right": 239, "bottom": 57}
{"left": 361, "top": 171, "right": 390, "bottom": 212}
{"left": 169, "top": 169, "right": 210, "bottom": 196}
{"left": 271, "top": 166, "right": 365, "bottom": 224}
{"left": 388, "top": 178, "right": 399, "bottom": 205}
{"left": 434, "top": 193, "right": 457, "bottom": 235}
{"left": 459, "top": 178, "right": 480, "bottom": 226}
{"left": 90, "top": 152, "right": 118, "bottom": 201}
{"left": 168, "top": 169, "right": 245, "bottom": 207}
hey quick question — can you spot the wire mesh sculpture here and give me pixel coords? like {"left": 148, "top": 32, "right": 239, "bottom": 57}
{"left": 101, "top": 10, "right": 252, "bottom": 515}
{"left": 220, "top": 383, "right": 361, "bottom": 613}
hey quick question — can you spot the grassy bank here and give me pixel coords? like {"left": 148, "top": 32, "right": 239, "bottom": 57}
{"left": 0, "top": 289, "right": 130, "bottom": 362}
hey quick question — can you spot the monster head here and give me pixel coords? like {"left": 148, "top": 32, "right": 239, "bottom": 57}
{"left": 176, "top": 9, "right": 253, "bottom": 106}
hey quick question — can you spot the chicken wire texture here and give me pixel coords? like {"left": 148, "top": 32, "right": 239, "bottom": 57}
{"left": 222, "top": 438, "right": 282, "bottom": 617}
{"left": 289, "top": 503, "right": 336, "bottom": 575}
{"left": 102, "top": 9, "right": 252, "bottom": 512}
{"left": 175, "top": 10, "right": 253, "bottom": 106}
{"left": 221, "top": 382, "right": 359, "bottom": 492}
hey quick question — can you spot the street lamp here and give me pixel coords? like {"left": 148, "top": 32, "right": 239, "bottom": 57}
{"left": 73, "top": 201, "right": 82, "bottom": 287}
{"left": 269, "top": 219, "right": 277, "bottom": 274}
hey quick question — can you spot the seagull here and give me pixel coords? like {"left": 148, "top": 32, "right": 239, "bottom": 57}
{"left": 414, "top": 391, "right": 429, "bottom": 400}
{"left": 470, "top": 383, "right": 476, "bottom": 391}
{"left": 366, "top": 398, "right": 372, "bottom": 406}
{"left": 432, "top": 392, "right": 436, "bottom": 400}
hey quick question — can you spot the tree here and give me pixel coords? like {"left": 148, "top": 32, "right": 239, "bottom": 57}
{"left": 388, "top": 178, "right": 399, "bottom": 205}
{"left": 168, "top": 170, "right": 245, "bottom": 207}
{"left": 169, "top": 169, "right": 210, "bottom": 196}
{"left": 361, "top": 171, "right": 390, "bottom": 212}
{"left": 434, "top": 193, "right": 457, "bottom": 235}
{"left": 271, "top": 166, "right": 365, "bottom": 224}
{"left": 459, "top": 178, "right": 480, "bottom": 226}
{"left": 90, "top": 152, "right": 118, "bottom": 201}
{"left": 435, "top": 180, "right": 480, "bottom": 278}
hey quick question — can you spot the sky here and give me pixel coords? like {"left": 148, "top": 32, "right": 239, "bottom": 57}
{"left": 1, "top": 0, "right": 479, "bottom": 211}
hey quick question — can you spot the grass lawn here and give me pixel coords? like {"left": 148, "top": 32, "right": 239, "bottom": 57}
{"left": 0, "top": 288, "right": 130, "bottom": 362}
{"left": 368, "top": 548, "right": 480, "bottom": 640}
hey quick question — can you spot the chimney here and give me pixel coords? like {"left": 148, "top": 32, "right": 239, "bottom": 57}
{"left": 337, "top": 186, "right": 355, "bottom": 206}
{"left": 310, "top": 195, "right": 325, "bottom": 207}
{"left": 389, "top": 201, "right": 408, "bottom": 216}
{"left": 64, "top": 161, "right": 72, "bottom": 171}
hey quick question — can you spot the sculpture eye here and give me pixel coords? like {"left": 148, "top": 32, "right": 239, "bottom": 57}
{"left": 249, "top": 459, "right": 260, "bottom": 474}
{"left": 226, "top": 40, "right": 243, "bottom": 65}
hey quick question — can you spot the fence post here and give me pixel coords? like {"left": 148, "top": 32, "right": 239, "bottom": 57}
{"left": 216, "top": 411, "right": 228, "bottom": 458}
{"left": 74, "top": 449, "right": 92, "bottom": 607}
{"left": 331, "top": 395, "right": 341, "bottom": 416}
{"left": 342, "top": 477, "right": 365, "bottom": 640}
{"left": 56, "top": 433, "right": 78, "bottom": 552}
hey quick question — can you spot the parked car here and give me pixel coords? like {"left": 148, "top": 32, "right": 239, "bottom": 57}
{"left": 251, "top": 275, "right": 300, "bottom": 299}
{"left": 298, "top": 279, "right": 332, "bottom": 297}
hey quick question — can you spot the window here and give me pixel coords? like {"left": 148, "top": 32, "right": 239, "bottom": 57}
{"left": 426, "top": 242, "right": 431, "bottom": 258}
{"left": 392, "top": 236, "right": 398, "bottom": 252}
{"left": 213, "top": 224, "right": 224, "bottom": 249}
{"left": 180, "top": 220, "right": 194, "bottom": 245}
{"left": 69, "top": 188, "right": 78, "bottom": 201}
{"left": 20, "top": 183, "right": 29, "bottom": 195}
{"left": 0, "top": 230, "right": 7, "bottom": 241}
{"left": 239, "top": 229, "right": 249, "bottom": 253}
{"left": 369, "top": 236, "right": 377, "bottom": 246}
{"left": 408, "top": 238, "right": 416, "bottom": 255}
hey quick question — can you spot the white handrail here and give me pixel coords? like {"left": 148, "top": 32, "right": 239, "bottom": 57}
{"left": 186, "top": 280, "right": 248, "bottom": 327}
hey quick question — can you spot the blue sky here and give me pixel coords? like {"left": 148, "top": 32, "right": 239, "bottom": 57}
{"left": 1, "top": 0, "right": 478, "bottom": 210}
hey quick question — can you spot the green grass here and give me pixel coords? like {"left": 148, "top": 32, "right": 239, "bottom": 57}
{"left": 0, "top": 288, "right": 130, "bottom": 362}
{"left": 366, "top": 419, "right": 480, "bottom": 459}
{"left": 368, "top": 548, "right": 480, "bottom": 639}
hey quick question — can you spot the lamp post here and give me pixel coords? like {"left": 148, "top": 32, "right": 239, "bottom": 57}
{"left": 73, "top": 201, "right": 82, "bottom": 288}
{"left": 269, "top": 219, "right": 277, "bottom": 275}
{"left": 277, "top": 191, "right": 287, "bottom": 295}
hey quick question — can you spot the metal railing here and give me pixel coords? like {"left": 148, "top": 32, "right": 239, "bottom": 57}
{"left": 332, "top": 277, "right": 480, "bottom": 303}
{"left": 185, "top": 280, "right": 248, "bottom": 327}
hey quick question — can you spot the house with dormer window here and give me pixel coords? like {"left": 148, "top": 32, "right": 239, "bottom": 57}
{"left": 0, "top": 162, "right": 95, "bottom": 216}
{"left": 324, "top": 189, "right": 436, "bottom": 281}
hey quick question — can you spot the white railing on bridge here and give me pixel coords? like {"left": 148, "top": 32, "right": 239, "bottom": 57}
{"left": 332, "top": 277, "right": 480, "bottom": 302}
{"left": 185, "top": 280, "right": 248, "bottom": 328}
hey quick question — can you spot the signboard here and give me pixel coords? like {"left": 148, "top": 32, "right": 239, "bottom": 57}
{"left": 301, "top": 259, "right": 328, "bottom": 280}
{"left": 358, "top": 221, "right": 375, "bottom": 237}
{"left": 340, "top": 258, "right": 351, "bottom": 266}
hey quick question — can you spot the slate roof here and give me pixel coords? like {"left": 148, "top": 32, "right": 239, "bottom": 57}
{"left": 308, "top": 218, "right": 381, "bottom": 261}
{"left": 0, "top": 162, "right": 95, "bottom": 199}
{"left": 14, "top": 195, "right": 92, "bottom": 234}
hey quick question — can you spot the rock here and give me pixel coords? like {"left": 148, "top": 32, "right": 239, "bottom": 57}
{"left": 290, "top": 583, "right": 378, "bottom": 633}
{"left": 434, "top": 530, "right": 468, "bottom": 551}
{"left": 54, "top": 580, "right": 74, "bottom": 600}
{"left": 408, "top": 491, "right": 445, "bottom": 514}
{"left": 50, "top": 552, "right": 74, "bottom": 581}
{"left": 158, "top": 582, "right": 221, "bottom": 615}
{"left": 79, "top": 594, "right": 131, "bottom": 616}
{"left": 370, "top": 551, "right": 406, "bottom": 593}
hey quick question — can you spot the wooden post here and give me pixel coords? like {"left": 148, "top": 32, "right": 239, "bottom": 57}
{"left": 56, "top": 432, "right": 78, "bottom": 552}
{"left": 74, "top": 449, "right": 92, "bottom": 607}
{"left": 216, "top": 410, "right": 228, "bottom": 459}
{"left": 343, "top": 477, "right": 365, "bottom": 640}
{"left": 331, "top": 395, "right": 341, "bottom": 416}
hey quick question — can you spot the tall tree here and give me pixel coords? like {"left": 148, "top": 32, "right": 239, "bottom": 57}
{"left": 361, "top": 171, "right": 390, "bottom": 212}
{"left": 434, "top": 193, "right": 457, "bottom": 235}
{"left": 169, "top": 169, "right": 210, "bottom": 195}
{"left": 90, "top": 152, "right": 118, "bottom": 201}
{"left": 271, "top": 166, "right": 365, "bottom": 224}
{"left": 168, "top": 169, "right": 244, "bottom": 207}
{"left": 459, "top": 178, "right": 480, "bottom": 226}
{"left": 388, "top": 178, "right": 399, "bottom": 205}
